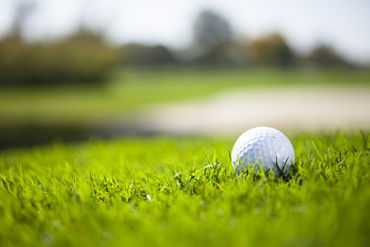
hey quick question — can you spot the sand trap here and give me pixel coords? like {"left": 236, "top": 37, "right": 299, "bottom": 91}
{"left": 127, "top": 86, "right": 370, "bottom": 135}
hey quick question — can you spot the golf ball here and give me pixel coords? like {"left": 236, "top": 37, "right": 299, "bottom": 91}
{"left": 231, "top": 127, "right": 295, "bottom": 175}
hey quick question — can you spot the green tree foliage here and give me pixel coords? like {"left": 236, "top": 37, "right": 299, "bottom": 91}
{"left": 120, "top": 43, "right": 177, "bottom": 66}
{"left": 307, "top": 44, "right": 350, "bottom": 67}
{"left": 251, "top": 32, "right": 295, "bottom": 67}
{"left": 0, "top": 30, "right": 119, "bottom": 86}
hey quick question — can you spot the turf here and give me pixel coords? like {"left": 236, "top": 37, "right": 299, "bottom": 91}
{"left": 0, "top": 132, "right": 369, "bottom": 246}
{"left": 1, "top": 68, "right": 370, "bottom": 125}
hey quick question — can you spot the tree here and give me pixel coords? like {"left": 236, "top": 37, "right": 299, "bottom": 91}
{"left": 251, "top": 32, "right": 295, "bottom": 67}
{"left": 192, "top": 10, "right": 234, "bottom": 63}
{"left": 0, "top": 29, "right": 119, "bottom": 86}
{"left": 307, "top": 44, "right": 350, "bottom": 67}
{"left": 120, "top": 43, "right": 177, "bottom": 66}
{"left": 9, "top": 0, "right": 37, "bottom": 37}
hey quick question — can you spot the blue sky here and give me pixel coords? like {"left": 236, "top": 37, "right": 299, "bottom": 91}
{"left": 1, "top": 0, "right": 370, "bottom": 64}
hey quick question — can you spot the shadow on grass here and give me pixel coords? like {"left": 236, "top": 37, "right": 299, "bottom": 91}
{"left": 0, "top": 122, "right": 159, "bottom": 149}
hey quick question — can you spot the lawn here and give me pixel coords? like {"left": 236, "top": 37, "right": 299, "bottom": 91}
{"left": 1, "top": 68, "right": 370, "bottom": 125}
{"left": 2, "top": 67, "right": 370, "bottom": 147}
{"left": 0, "top": 131, "right": 369, "bottom": 247}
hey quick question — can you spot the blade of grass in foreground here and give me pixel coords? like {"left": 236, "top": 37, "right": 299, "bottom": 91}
{"left": 0, "top": 133, "right": 369, "bottom": 247}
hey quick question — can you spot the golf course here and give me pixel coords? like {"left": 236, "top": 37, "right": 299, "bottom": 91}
{"left": 1, "top": 1, "right": 370, "bottom": 246}
{"left": 1, "top": 68, "right": 370, "bottom": 247}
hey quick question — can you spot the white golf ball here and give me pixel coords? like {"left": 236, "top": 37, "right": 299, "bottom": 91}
{"left": 231, "top": 127, "right": 295, "bottom": 176}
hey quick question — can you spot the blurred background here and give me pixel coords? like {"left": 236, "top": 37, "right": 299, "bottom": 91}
{"left": 0, "top": 0, "right": 370, "bottom": 147}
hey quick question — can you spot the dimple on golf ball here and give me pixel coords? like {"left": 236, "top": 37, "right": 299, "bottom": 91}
{"left": 231, "top": 127, "right": 295, "bottom": 175}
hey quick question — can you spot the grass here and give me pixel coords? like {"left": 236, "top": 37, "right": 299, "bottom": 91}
{"left": 1, "top": 68, "right": 370, "bottom": 125}
{"left": 2, "top": 67, "right": 370, "bottom": 147}
{"left": 0, "top": 131, "right": 369, "bottom": 246}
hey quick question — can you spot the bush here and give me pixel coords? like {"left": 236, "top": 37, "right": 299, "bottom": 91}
{"left": 0, "top": 31, "right": 119, "bottom": 86}
{"left": 251, "top": 32, "right": 295, "bottom": 67}
{"left": 120, "top": 43, "right": 177, "bottom": 66}
{"left": 306, "top": 44, "right": 350, "bottom": 68}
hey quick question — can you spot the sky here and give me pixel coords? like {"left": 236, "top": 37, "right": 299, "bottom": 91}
{"left": 1, "top": 0, "right": 370, "bottom": 64}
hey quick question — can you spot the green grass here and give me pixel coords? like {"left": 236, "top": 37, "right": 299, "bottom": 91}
{"left": 1, "top": 68, "right": 370, "bottom": 125}
{"left": 0, "top": 132, "right": 369, "bottom": 246}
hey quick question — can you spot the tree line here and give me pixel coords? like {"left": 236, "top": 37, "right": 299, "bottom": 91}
{"left": 0, "top": 8, "right": 353, "bottom": 86}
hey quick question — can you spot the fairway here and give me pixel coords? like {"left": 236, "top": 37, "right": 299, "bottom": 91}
{"left": 0, "top": 132, "right": 369, "bottom": 247}
{"left": 1, "top": 1, "right": 370, "bottom": 246}
{"left": 1, "top": 68, "right": 370, "bottom": 147}
{"left": 1, "top": 68, "right": 370, "bottom": 125}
